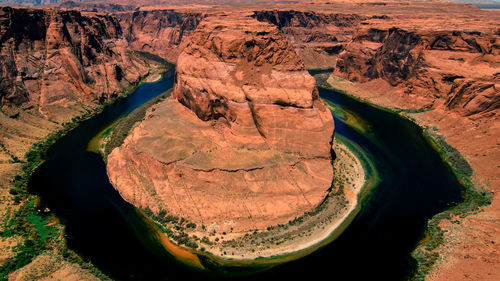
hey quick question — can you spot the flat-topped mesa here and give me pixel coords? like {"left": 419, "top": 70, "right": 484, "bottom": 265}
{"left": 174, "top": 15, "right": 333, "bottom": 158}
{"left": 107, "top": 15, "right": 335, "bottom": 233}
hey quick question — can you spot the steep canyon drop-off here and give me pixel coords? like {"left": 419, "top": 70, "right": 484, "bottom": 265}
{"left": 0, "top": 1, "right": 498, "bottom": 280}
{"left": 106, "top": 15, "right": 335, "bottom": 233}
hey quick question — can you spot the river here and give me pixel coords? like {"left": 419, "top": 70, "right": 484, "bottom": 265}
{"left": 28, "top": 68, "right": 464, "bottom": 280}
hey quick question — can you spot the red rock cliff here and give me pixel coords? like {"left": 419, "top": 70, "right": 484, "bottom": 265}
{"left": 0, "top": 6, "right": 161, "bottom": 123}
{"left": 335, "top": 27, "right": 499, "bottom": 117}
{"left": 252, "top": 10, "right": 364, "bottom": 69}
{"left": 117, "top": 10, "right": 202, "bottom": 62}
{"left": 253, "top": 6, "right": 499, "bottom": 118}
{"left": 107, "top": 15, "right": 335, "bottom": 232}
{"left": 174, "top": 15, "right": 334, "bottom": 157}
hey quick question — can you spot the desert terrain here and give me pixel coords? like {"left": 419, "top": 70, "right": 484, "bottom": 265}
{"left": 0, "top": 0, "right": 498, "bottom": 280}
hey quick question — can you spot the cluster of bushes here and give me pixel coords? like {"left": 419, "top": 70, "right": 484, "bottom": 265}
{"left": 169, "top": 231, "right": 199, "bottom": 250}
{"left": 287, "top": 216, "right": 304, "bottom": 226}
{"left": 425, "top": 129, "right": 473, "bottom": 178}
{"left": 0, "top": 198, "right": 59, "bottom": 280}
{"left": 0, "top": 105, "right": 113, "bottom": 280}
{"left": 146, "top": 208, "right": 180, "bottom": 226}
{"left": 393, "top": 107, "right": 430, "bottom": 114}
{"left": 142, "top": 208, "right": 202, "bottom": 250}
{"left": 0, "top": 143, "right": 22, "bottom": 164}
{"left": 424, "top": 128, "right": 492, "bottom": 215}
{"left": 201, "top": 236, "right": 212, "bottom": 246}
{"left": 145, "top": 207, "right": 201, "bottom": 232}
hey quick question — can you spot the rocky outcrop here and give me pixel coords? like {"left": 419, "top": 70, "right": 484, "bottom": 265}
{"left": 55, "top": 1, "right": 138, "bottom": 13}
{"left": 252, "top": 10, "right": 364, "bottom": 29}
{"left": 335, "top": 28, "right": 423, "bottom": 84}
{"left": 116, "top": 10, "right": 202, "bottom": 63}
{"left": 335, "top": 27, "right": 499, "bottom": 116}
{"left": 252, "top": 5, "right": 499, "bottom": 118}
{"left": 173, "top": 15, "right": 334, "bottom": 157}
{"left": 0, "top": 6, "right": 162, "bottom": 123}
{"left": 252, "top": 10, "right": 364, "bottom": 69}
{"left": 107, "top": 15, "right": 335, "bottom": 232}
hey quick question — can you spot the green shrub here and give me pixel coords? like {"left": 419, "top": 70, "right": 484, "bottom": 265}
{"left": 9, "top": 188, "right": 19, "bottom": 195}
{"left": 185, "top": 240, "right": 198, "bottom": 250}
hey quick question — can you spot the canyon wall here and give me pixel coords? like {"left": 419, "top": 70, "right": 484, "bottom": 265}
{"left": 55, "top": 1, "right": 138, "bottom": 13}
{"left": 116, "top": 10, "right": 202, "bottom": 62}
{"left": 0, "top": 1, "right": 498, "bottom": 279}
{"left": 253, "top": 8, "right": 499, "bottom": 118}
{"left": 0, "top": 6, "right": 162, "bottom": 124}
{"left": 335, "top": 27, "right": 499, "bottom": 117}
{"left": 107, "top": 15, "right": 335, "bottom": 233}
{"left": 252, "top": 10, "right": 364, "bottom": 69}
{"left": 0, "top": 6, "right": 167, "bottom": 279}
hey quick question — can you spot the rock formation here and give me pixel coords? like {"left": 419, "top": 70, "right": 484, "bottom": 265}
{"left": 116, "top": 10, "right": 202, "bottom": 62}
{"left": 0, "top": 1, "right": 498, "bottom": 279}
{"left": 253, "top": 5, "right": 499, "bottom": 118}
{"left": 107, "top": 15, "right": 335, "bottom": 232}
{"left": 0, "top": 6, "right": 166, "bottom": 280}
{"left": 55, "top": 1, "right": 138, "bottom": 13}
{"left": 252, "top": 10, "right": 364, "bottom": 69}
{"left": 334, "top": 27, "right": 499, "bottom": 117}
{"left": 0, "top": 6, "right": 162, "bottom": 123}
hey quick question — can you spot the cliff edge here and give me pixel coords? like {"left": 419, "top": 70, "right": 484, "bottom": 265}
{"left": 107, "top": 15, "right": 335, "bottom": 233}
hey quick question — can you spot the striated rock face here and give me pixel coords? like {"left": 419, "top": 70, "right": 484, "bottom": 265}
{"left": 335, "top": 27, "right": 500, "bottom": 117}
{"left": 54, "top": 1, "right": 138, "bottom": 13}
{"left": 252, "top": 10, "right": 364, "bottom": 69}
{"left": 335, "top": 27, "right": 423, "bottom": 85}
{"left": 0, "top": 6, "right": 160, "bottom": 123}
{"left": 173, "top": 15, "right": 334, "bottom": 157}
{"left": 107, "top": 15, "right": 335, "bottom": 232}
{"left": 117, "top": 10, "right": 202, "bottom": 62}
{"left": 253, "top": 4, "right": 499, "bottom": 118}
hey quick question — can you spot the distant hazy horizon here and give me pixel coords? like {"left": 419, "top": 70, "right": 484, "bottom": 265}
{"left": 0, "top": 0, "right": 499, "bottom": 9}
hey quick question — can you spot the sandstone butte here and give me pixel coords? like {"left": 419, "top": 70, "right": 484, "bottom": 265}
{"left": 107, "top": 15, "right": 335, "bottom": 233}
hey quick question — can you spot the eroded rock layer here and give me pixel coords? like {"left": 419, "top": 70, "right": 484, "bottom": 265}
{"left": 0, "top": 6, "right": 161, "bottom": 123}
{"left": 253, "top": 5, "right": 499, "bottom": 118}
{"left": 116, "top": 10, "right": 202, "bottom": 62}
{"left": 334, "top": 27, "right": 500, "bottom": 117}
{"left": 107, "top": 15, "right": 335, "bottom": 232}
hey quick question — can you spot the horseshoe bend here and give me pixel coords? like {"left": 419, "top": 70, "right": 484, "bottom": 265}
{"left": 106, "top": 15, "right": 351, "bottom": 257}
{"left": 0, "top": 1, "right": 498, "bottom": 280}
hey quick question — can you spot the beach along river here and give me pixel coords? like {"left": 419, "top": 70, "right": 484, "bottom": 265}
{"left": 28, "top": 68, "right": 464, "bottom": 280}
